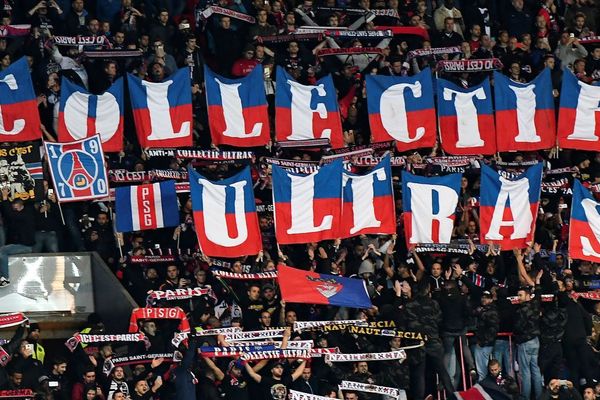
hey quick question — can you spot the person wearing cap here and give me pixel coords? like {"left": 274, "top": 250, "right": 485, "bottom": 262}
{"left": 472, "top": 291, "right": 499, "bottom": 382}
{"left": 26, "top": 323, "right": 45, "bottom": 364}
{"left": 219, "top": 359, "right": 250, "bottom": 400}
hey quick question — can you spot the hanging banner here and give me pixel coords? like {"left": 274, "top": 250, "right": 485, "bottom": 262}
{"left": 0, "top": 142, "right": 43, "bottom": 201}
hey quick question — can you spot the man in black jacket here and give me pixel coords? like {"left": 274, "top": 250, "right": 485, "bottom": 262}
{"left": 472, "top": 291, "right": 499, "bottom": 382}
{"left": 514, "top": 286, "right": 543, "bottom": 400}
{"left": 563, "top": 294, "right": 597, "bottom": 389}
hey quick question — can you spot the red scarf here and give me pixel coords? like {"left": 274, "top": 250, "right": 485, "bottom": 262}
{"left": 129, "top": 307, "right": 190, "bottom": 333}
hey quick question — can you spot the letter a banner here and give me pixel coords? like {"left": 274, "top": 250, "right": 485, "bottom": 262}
{"left": 401, "top": 170, "right": 461, "bottom": 244}
{"left": 479, "top": 163, "right": 542, "bottom": 248}
{"left": 365, "top": 68, "right": 436, "bottom": 152}
{"left": 45, "top": 135, "right": 109, "bottom": 202}
{"left": 569, "top": 180, "right": 600, "bottom": 262}
{"left": 189, "top": 166, "right": 262, "bottom": 257}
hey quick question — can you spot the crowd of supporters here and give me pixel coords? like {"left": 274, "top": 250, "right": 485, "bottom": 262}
{"left": 0, "top": 0, "right": 600, "bottom": 399}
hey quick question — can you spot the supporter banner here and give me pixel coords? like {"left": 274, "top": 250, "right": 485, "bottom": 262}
{"left": 211, "top": 270, "right": 277, "bottom": 279}
{"left": 454, "top": 384, "right": 509, "bottom": 400}
{"left": 275, "top": 66, "right": 343, "bottom": 148}
{"left": 437, "top": 77, "right": 496, "bottom": 155}
{"left": 294, "top": 320, "right": 368, "bottom": 332}
{"left": 494, "top": 69, "right": 556, "bottom": 152}
{"left": 406, "top": 46, "right": 460, "bottom": 60}
{"left": 58, "top": 77, "right": 124, "bottom": 152}
{"left": 558, "top": 69, "right": 600, "bottom": 151}
{"left": 224, "top": 329, "right": 286, "bottom": 341}
{"left": 366, "top": 69, "right": 436, "bottom": 152}
{"left": 200, "top": 345, "right": 276, "bottom": 357}
{"left": 325, "top": 30, "right": 393, "bottom": 38}
{"left": 326, "top": 349, "right": 406, "bottom": 363}
{"left": 115, "top": 180, "right": 179, "bottom": 232}
{"left": 264, "top": 157, "right": 320, "bottom": 174}
{"left": 290, "top": 390, "right": 334, "bottom": 400}
{"left": 272, "top": 160, "right": 343, "bottom": 244}
{"left": 103, "top": 352, "right": 177, "bottom": 375}
{"left": 339, "top": 381, "right": 402, "bottom": 400}
{"left": 240, "top": 349, "right": 310, "bottom": 360}
{"left": 129, "top": 307, "right": 190, "bottom": 334}
{"left": 569, "top": 180, "right": 600, "bottom": 262}
{"left": 0, "top": 142, "right": 43, "bottom": 201}
{"left": 480, "top": 164, "right": 543, "bottom": 248}
{"left": 436, "top": 58, "right": 503, "bottom": 72}
{"left": 109, "top": 169, "right": 188, "bottom": 183}
{"left": 201, "top": 6, "right": 256, "bottom": 23}
{"left": 189, "top": 166, "right": 262, "bottom": 257}
{"left": 205, "top": 65, "right": 269, "bottom": 147}
{"left": 0, "top": 58, "right": 41, "bottom": 142}
{"left": 65, "top": 333, "right": 145, "bottom": 352}
{"left": 402, "top": 171, "right": 461, "bottom": 244}
{"left": 341, "top": 155, "right": 396, "bottom": 237}
{"left": 0, "top": 389, "right": 34, "bottom": 399}
{"left": 45, "top": 135, "right": 109, "bottom": 202}
{"left": 53, "top": 35, "right": 109, "bottom": 46}
{"left": 128, "top": 68, "right": 193, "bottom": 148}
{"left": 146, "top": 149, "right": 254, "bottom": 160}
{"left": 0, "top": 312, "right": 28, "bottom": 329}
{"left": 278, "top": 265, "right": 372, "bottom": 308}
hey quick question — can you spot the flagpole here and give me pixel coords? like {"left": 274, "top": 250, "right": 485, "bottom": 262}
{"left": 110, "top": 205, "right": 124, "bottom": 259}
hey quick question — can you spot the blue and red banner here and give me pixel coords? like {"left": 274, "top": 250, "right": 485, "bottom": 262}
{"left": 272, "top": 159, "right": 343, "bottom": 244}
{"left": 275, "top": 66, "right": 343, "bottom": 148}
{"left": 278, "top": 265, "right": 372, "bottom": 309}
{"left": 494, "top": 69, "right": 555, "bottom": 152}
{"left": 479, "top": 163, "right": 543, "bottom": 248}
{"left": 45, "top": 135, "right": 109, "bottom": 202}
{"left": 558, "top": 69, "right": 600, "bottom": 151}
{"left": 128, "top": 68, "right": 193, "bottom": 148}
{"left": 0, "top": 57, "right": 41, "bottom": 142}
{"left": 569, "top": 180, "right": 600, "bottom": 262}
{"left": 342, "top": 155, "right": 395, "bottom": 237}
{"left": 205, "top": 65, "right": 269, "bottom": 147}
{"left": 189, "top": 166, "right": 262, "bottom": 257}
{"left": 115, "top": 180, "right": 179, "bottom": 232}
{"left": 58, "top": 76, "right": 124, "bottom": 152}
{"left": 365, "top": 69, "right": 436, "bottom": 152}
{"left": 437, "top": 77, "right": 496, "bottom": 155}
{"left": 401, "top": 170, "right": 461, "bottom": 244}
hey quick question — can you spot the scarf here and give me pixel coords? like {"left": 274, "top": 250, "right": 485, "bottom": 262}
{"left": 258, "top": 32, "right": 323, "bottom": 43}
{"left": 0, "top": 389, "right": 34, "bottom": 399}
{"left": 103, "top": 352, "right": 179, "bottom": 375}
{"left": 146, "top": 287, "right": 214, "bottom": 307}
{"left": 325, "top": 349, "right": 406, "bottom": 362}
{"left": 325, "top": 30, "right": 393, "bottom": 39}
{"left": 240, "top": 349, "right": 310, "bottom": 360}
{"left": 339, "top": 381, "right": 402, "bottom": 400}
{"left": 0, "top": 24, "right": 30, "bottom": 37}
{"left": 224, "top": 329, "right": 286, "bottom": 342}
{"left": 0, "top": 346, "right": 10, "bottom": 367}
{"left": 65, "top": 333, "right": 146, "bottom": 352}
{"left": 145, "top": 149, "right": 254, "bottom": 160}
{"left": 200, "top": 345, "right": 277, "bottom": 357}
{"left": 83, "top": 50, "right": 143, "bottom": 58}
{"left": 200, "top": 6, "right": 256, "bottom": 24}
{"left": 129, "top": 307, "right": 190, "bottom": 334}
{"left": 0, "top": 312, "right": 28, "bottom": 329}
{"left": 373, "top": 26, "right": 429, "bottom": 40}
{"left": 276, "top": 138, "right": 330, "bottom": 148}
{"left": 172, "top": 327, "right": 242, "bottom": 347}
{"left": 53, "top": 35, "right": 109, "bottom": 46}
{"left": 315, "top": 7, "right": 399, "bottom": 19}
{"left": 239, "top": 340, "right": 314, "bottom": 350}
{"left": 291, "top": 391, "right": 334, "bottom": 400}
{"left": 264, "top": 158, "right": 320, "bottom": 174}
{"left": 436, "top": 58, "right": 503, "bottom": 72}
{"left": 211, "top": 270, "right": 278, "bottom": 280}
{"left": 109, "top": 169, "right": 188, "bottom": 182}
{"left": 407, "top": 46, "right": 461, "bottom": 60}
{"left": 130, "top": 255, "right": 177, "bottom": 264}
{"left": 353, "top": 155, "right": 406, "bottom": 167}
{"left": 294, "top": 320, "right": 368, "bottom": 332}
{"left": 317, "top": 47, "right": 383, "bottom": 57}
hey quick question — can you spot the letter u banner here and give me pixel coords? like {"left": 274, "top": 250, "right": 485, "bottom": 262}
{"left": 189, "top": 166, "right": 262, "bottom": 257}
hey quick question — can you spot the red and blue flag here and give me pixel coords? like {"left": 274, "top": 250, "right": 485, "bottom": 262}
{"left": 189, "top": 166, "right": 262, "bottom": 257}
{"left": 494, "top": 69, "right": 555, "bottom": 152}
{"left": 278, "top": 265, "right": 372, "bottom": 309}
{"left": 272, "top": 159, "right": 343, "bottom": 244}
{"left": 437, "top": 77, "right": 496, "bottom": 155}
{"left": 58, "top": 76, "right": 124, "bottom": 152}
{"left": 479, "top": 163, "right": 542, "bottom": 248}
{"left": 366, "top": 68, "right": 436, "bottom": 152}
{"left": 205, "top": 65, "right": 269, "bottom": 147}
{"left": 569, "top": 180, "right": 600, "bottom": 262}
{"left": 402, "top": 170, "right": 461, "bottom": 244}
{"left": 128, "top": 68, "right": 193, "bottom": 148}
{"left": 275, "top": 66, "right": 343, "bottom": 148}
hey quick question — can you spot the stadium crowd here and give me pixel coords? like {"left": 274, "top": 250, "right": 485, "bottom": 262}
{"left": 1, "top": 0, "right": 600, "bottom": 399}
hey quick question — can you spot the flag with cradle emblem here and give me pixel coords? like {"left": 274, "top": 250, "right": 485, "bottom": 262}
{"left": 115, "top": 180, "right": 179, "bottom": 232}
{"left": 278, "top": 265, "right": 372, "bottom": 309}
{"left": 569, "top": 180, "right": 600, "bottom": 262}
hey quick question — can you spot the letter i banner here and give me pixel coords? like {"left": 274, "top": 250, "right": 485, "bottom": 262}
{"left": 479, "top": 163, "right": 543, "bottom": 248}
{"left": 558, "top": 69, "right": 600, "bottom": 151}
{"left": 401, "top": 170, "right": 461, "bottom": 244}
{"left": 272, "top": 159, "right": 343, "bottom": 244}
{"left": 437, "top": 77, "right": 496, "bottom": 155}
{"left": 365, "top": 68, "right": 436, "bottom": 152}
{"left": 275, "top": 66, "right": 344, "bottom": 148}
{"left": 569, "top": 180, "right": 600, "bottom": 262}
{"left": 205, "top": 65, "right": 270, "bottom": 147}
{"left": 188, "top": 165, "right": 262, "bottom": 257}
{"left": 127, "top": 68, "right": 193, "bottom": 148}
{"left": 494, "top": 69, "right": 555, "bottom": 152}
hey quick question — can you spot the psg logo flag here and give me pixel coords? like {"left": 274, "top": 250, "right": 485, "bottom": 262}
{"left": 275, "top": 66, "right": 343, "bottom": 148}
{"left": 494, "top": 69, "right": 555, "bottom": 152}
{"left": 278, "top": 265, "right": 372, "bottom": 309}
{"left": 365, "top": 69, "right": 436, "bottom": 152}
{"left": 341, "top": 155, "right": 396, "bottom": 237}
{"left": 0, "top": 57, "right": 41, "bottom": 142}
{"left": 205, "top": 65, "right": 270, "bottom": 147}
{"left": 45, "top": 135, "right": 109, "bottom": 202}
{"left": 189, "top": 166, "right": 262, "bottom": 257}
{"left": 58, "top": 76, "right": 124, "bottom": 152}
{"left": 479, "top": 163, "right": 543, "bottom": 248}
{"left": 437, "top": 77, "right": 496, "bottom": 155}
{"left": 569, "top": 180, "right": 600, "bottom": 262}
{"left": 272, "top": 159, "right": 343, "bottom": 244}
{"left": 401, "top": 170, "right": 461, "bottom": 244}
{"left": 115, "top": 180, "right": 179, "bottom": 233}
{"left": 128, "top": 68, "right": 193, "bottom": 148}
